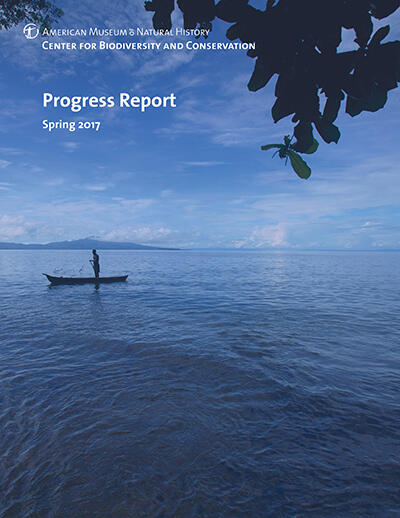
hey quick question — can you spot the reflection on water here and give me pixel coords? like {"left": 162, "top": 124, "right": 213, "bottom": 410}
{"left": 1, "top": 250, "right": 400, "bottom": 517}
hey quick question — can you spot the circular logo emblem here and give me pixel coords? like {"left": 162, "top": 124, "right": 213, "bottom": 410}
{"left": 23, "top": 23, "right": 39, "bottom": 39}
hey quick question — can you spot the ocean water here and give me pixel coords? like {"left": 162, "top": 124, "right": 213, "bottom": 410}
{"left": 0, "top": 249, "right": 399, "bottom": 517}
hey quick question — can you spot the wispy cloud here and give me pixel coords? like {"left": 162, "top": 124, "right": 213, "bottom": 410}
{"left": 182, "top": 161, "right": 226, "bottom": 167}
{"left": 81, "top": 184, "right": 110, "bottom": 191}
{"left": 0, "top": 147, "right": 24, "bottom": 156}
{"left": 112, "top": 197, "right": 155, "bottom": 210}
{"left": 160, "top": 189, "right": 173, "bottom": 198}
{"left": 137, "top": 50, "right": 195, "bottom": 77}
{"left": 61, "top": 142, "right": 79, "bottom": 152}
{"left": 44, "top": 178, "right": 65, "bottom": 187}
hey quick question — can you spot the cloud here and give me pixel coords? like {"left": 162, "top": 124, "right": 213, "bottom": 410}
{"left": 44, "top": 178, "right": 65, "bottom": 187}
{"left": 0, "top": 159, "right": 11, "bottom": 168}
{"left": 30, "top": 166, "right": 43, "bottom": 173}
{"left": 61, "top": 142, "right": 79, "bottom": 152}
{"left": 100, "top": 226, "right": 179, "bottom": 245}
{"left": 234, "top": 224, "right": 288, "bottom": 248}
{"left": 0, "top": 147, "right": 23, "bottom": 156}
{"left": 0, "top": 214, "right": 36, "bottom": 241}
{"left": 137, "top": 50, "right": 195, "bottom": 77}
{"left": 113, "top": 198, "right": 154, "bottom": 210}
{"left": 183, "top": 161, "right": 226, "bottom": 167}
{"left": 160, "top": 189, "right": 173, "bottom": 198}
{"left": 0, "top": 194, "right": 160, "bottom": 243}
{"left": 81, "top": 184, "right": 109, "bottom": 191}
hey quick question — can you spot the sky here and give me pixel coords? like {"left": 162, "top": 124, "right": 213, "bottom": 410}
{"left": 0, "top": 0, "right": 399, "bottom": 249}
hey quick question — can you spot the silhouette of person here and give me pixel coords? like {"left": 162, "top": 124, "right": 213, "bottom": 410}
{"left": 90, "top": 249, "right": 100, "bottom": 278}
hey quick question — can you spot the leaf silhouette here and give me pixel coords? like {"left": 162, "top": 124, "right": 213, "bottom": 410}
{"left": 261, "top": 144, "right": 283, "bottom": 151}
{"left": 303, "top": 138, "right": 319, "bottom": 154}
{"left": 287, "top": 150, "right": 311, "bottom": 179}
{"left": 369, "top": 25, "right": 390, "bottom": 48}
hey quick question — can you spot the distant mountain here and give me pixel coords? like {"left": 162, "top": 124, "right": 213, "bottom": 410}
{"left": 0, "top": 238, "right": 179, "bottom": 250}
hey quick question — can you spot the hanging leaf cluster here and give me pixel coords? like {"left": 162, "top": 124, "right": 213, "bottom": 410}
{"left": 144, "top": 0, "right": 400, "bottom": 153}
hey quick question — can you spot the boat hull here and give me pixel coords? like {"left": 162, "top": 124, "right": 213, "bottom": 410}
{"left": 43, "top": 274, "right": 128, "bottom": 285}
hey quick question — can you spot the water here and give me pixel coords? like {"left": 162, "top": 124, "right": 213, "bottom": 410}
{"left": 0, "top": 250, "right": 399, "bottom": 517}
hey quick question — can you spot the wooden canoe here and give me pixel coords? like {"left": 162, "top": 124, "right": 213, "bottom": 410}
{"left": 43, "top": 274, "right": 128, "bottom": 285}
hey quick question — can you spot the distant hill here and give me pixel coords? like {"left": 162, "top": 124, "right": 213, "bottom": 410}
{"left": 0, "top": 238, "right": 179, "bottom": 250}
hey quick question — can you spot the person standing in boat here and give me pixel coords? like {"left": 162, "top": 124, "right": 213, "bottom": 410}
{"left": 90, "top": 249, "right": 100, "bottom": 278}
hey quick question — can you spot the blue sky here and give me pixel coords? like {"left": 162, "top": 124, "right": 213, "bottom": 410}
{"left": 0, "top": 0, "right": 399, "bottom": 249}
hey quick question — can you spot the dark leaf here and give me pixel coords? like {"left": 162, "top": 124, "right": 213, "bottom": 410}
{"left": 248, "top": 58, "right": 274, "bottom": 91}
{"left": 370, "top": 0, "right": 400, "bottom": 19}
{"left": 274, "top": 74, "right": 291, "bottom": 99}
{"left": 287, "top": 150, "right": 311, "bottom": 179}
{"left": 369, "top": 25, "right": 390, "bottom": 47}
{"left": 292, "top": 121, "right": 313, "bottom": 152}
{"left": 343, "top": 72, "right": 373, "bottom": 100}
{"left": 261, "top": 144, "right": 283, "bottom": 151}
{"left": 247, "top": 48, "right": 258, "bottom": 58}
{"left": 153, "top": 11, "right": 172, "bottom": 30}
{"left": 303, "top": 138, "right": 319, "bottom": 154}
{"left": 354, "top": 12, "right": 373, "bottom": 48}
{"left": 346, "top": 95, "right": 364, "bottom": 116}
{"left": 314, "top": 119, "right": 341, "bottom": 143}
{"left": 322, "top": 92, "right": 344, "bottom": 124}
{"left": 315, "top": 22, "right": 342, "bottom": 55}
{"left": 226, "top": 23, "right": 241, "bottom": 40}
{"left": 272, "top": 97, "right": 295, "bottom": 122}
{"left": 365, "top": 85, "right": 388, "bottom": 111}
{"left": 215, "top": 0, "right": 249, "bottom": 22}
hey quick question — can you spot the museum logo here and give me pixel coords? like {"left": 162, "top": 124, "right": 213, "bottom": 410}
{"left": 23, "top": 23, "right": 39, "bottom": 39}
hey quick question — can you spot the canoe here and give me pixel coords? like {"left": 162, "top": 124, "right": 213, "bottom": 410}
{"left": 43, "top": 273, "right": 128, "bottom": 285}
